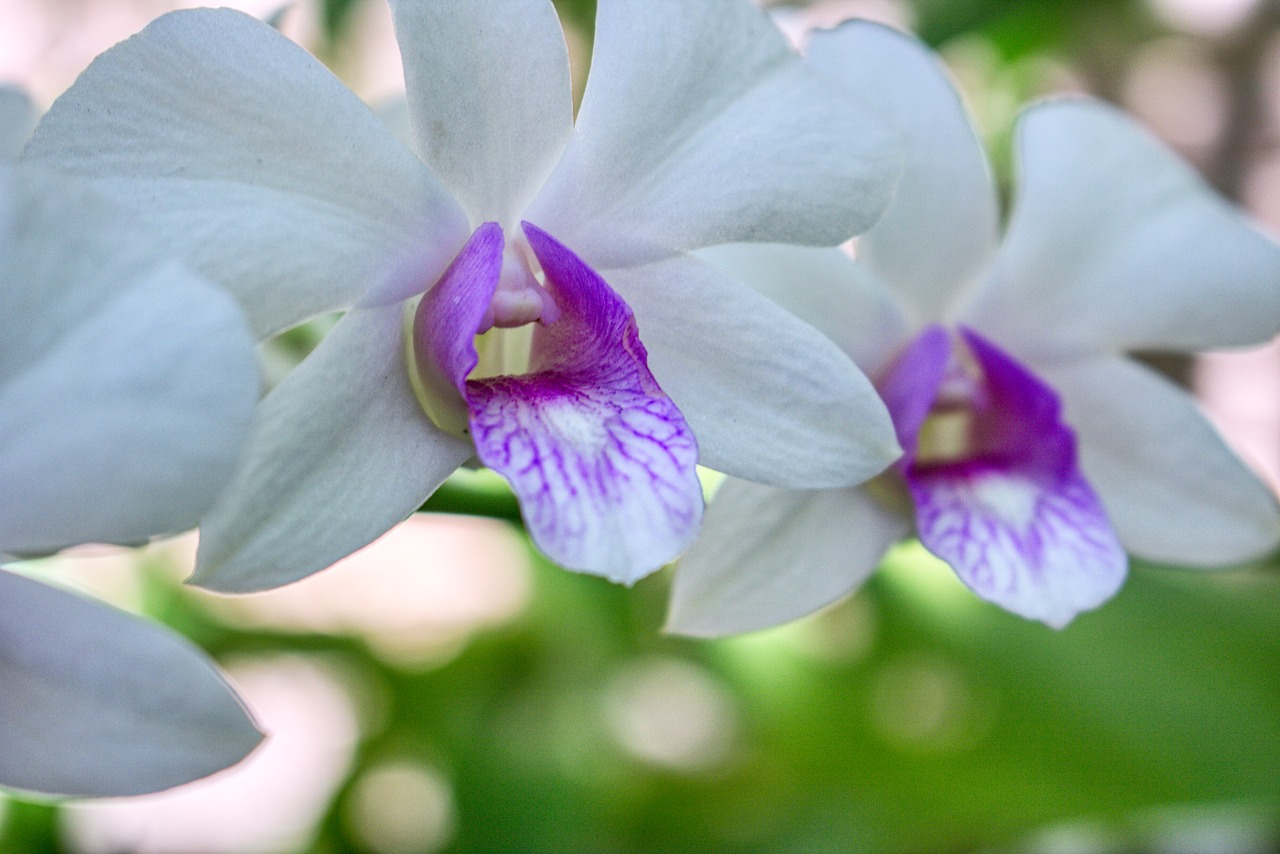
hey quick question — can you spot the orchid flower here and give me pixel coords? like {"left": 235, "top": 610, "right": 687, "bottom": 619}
{"left": 668, "top": 22, "right": 1280, "bottom": 634}
{"left": 23, "top": 1, "right": 902, "bottom": 589}
{"left": 1, "top": 158, "right": 262, "bottom": 795}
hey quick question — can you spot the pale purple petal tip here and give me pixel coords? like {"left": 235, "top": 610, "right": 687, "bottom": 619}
{"left": 467, "top": 224, "right": 703, "bottom": 584}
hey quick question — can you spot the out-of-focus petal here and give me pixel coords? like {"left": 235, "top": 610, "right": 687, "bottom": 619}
{"left": 21, "top": 8, "right": 469, "bottom": 338}
{"left": 528, "top": 0, "right": 900, "bottom": 267}
{"left": 0, "top": 569, "right": 261, "bottom": 797}
{"left": 194, "top": 305, "right": 473, "bottom": 593}
{"left": 604, "top": 255, "right": 901, "bottom": 489}
{"left": 0, "top": 86, "right": 36, "bottom": 160}
{"left": 1044, "top": 355, "right": 1280, "bottom": 565}
{"left": 0, "top": 167, "right": 258, "bottom": 554}
{"left": 388, "top": 0, "right": 572, "bottom": 225}
{"left": 666, "top": 480, "right": 907, "bottom": 637}
{"left": 465, "top": 225, "right": 702, "bottom": 584}
{"left": 696, "top": 243, "right": 912, "bottom": 376}
{"left": 808, "top": 22, "right": 1000, "bottom": 321}
{"left": 966, "top": 99, "right": 1280, "bottom": 358}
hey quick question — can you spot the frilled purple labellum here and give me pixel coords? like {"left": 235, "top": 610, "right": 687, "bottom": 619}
{"left": 879, "top": 325, "right": 1126, "bottom": 628}
{"left": 411, "top": 222, "right": 703, "bottom": 584}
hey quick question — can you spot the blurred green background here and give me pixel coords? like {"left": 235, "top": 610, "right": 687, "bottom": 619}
{"left": 3, "top": 0, "right": 1280, "bottom": 851}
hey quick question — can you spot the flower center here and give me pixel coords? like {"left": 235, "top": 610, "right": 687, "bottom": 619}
{"left": 481, "top": 241, "right": 560, "bottom": 332}
{"left": 472, "top": 240, "right": 560, "bottom": 382}
{"left": 913, "top": 337, "right": 986, "bottom": 465}
{"left": 877, "top": 324, "right": 1075, "bottom": 483}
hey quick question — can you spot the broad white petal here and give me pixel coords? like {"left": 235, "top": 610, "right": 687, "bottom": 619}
{"left": 696, "top": 243, "right": 912, "bottom": 376}
{"left": 1043, "top": 355, "right": 1280, "bottom": 565}
{"left": 194, "top": 306, "right": 474, "bottom": 593}
{"left": 605, "top": 255, "right": 900, "bottom": 488}
{"left": 667, "top": 480, "right": 907, "bottom": 637}
{"left": 966, "top": 99, "right": 1280, "bottom": 357}
{"left": 528, "top": 0, "right": 900, "bottom": 266}
{"left": 0, "top": 570, "right": 260, "bottom": 797}
{"left": 0, "top": 85, "right": 36, "bottom": 160}
{"left": 808, "top": 23, "right": 999, "bottom": 320}
{"left": 0, "top": 168, "right": 259, "bottom": 554}
{"left": 388, "top": 0, "right": 572, "bottom": 225}
{"left": 22, "top": 8, "right": 469, "bottom": 338}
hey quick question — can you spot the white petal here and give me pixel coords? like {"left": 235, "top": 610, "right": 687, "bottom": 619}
{"left": 21, "top": 8, "right": 469, "bottom": 338}
{"left": 667, "top": 480, "right": 907, "bottom": 637}
{"left": 0, "top": 167, "right": 259, "bottom": 554}
{"left": 528, "top": 0, "right": 900, "bottom": 267}
{"left": 0, "top": 569, "right": 260, "bottom": 797}
{"left": 966, "top": 99, "right": 1280, "bottom": 357}
{"left": 696, "top": 243, "right": 912, "bottom": 376}
{"left": 1043, "top": 355, "right": 1280, "bottom": 565}
{"left": 388, "top": 0, "right": 572, "bottom": 226}
{"left": 0, "top": 85, "right": 36, "bottom": 160}
{"left": 605, "top": 255, "right": 901, "bottom": 488}
{"left": 808, "top": 22, "right": 999, "bottom": 320}
{"left": 194, "top": 306, "right": 474, "bottom": 593}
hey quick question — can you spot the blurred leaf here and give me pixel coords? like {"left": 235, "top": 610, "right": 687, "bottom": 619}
{"left": 319, "top": 0, "right": 363, "bottom": 43}
{"left": 553, "top": 0, "right": 596, "bottom": 38}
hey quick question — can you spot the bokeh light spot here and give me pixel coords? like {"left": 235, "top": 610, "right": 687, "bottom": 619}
{"left": 604, "top": 658, "right": 739, "bottom": 773}
{"left": 344, "top": 761, "right": 456, "bottom": 854}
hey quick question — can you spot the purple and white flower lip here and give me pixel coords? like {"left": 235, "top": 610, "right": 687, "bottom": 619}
{"left": 878, "top": 326, "right": 1124, "bottom": 628}
{"left": 411, "top": 222, "right": 702, "bottom": 584}
{"left": 23, "top": 1, "right": 903, "bottom": 590}
{"left": 667, "top": 21, "right": 1280, "bottom": 637}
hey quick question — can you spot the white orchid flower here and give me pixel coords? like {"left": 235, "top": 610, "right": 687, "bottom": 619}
{"left": 668, "top": 22, "right": 1280, "bottom": 634}
{"left": 1, "top": 160, "right": 263, "bottom": 795}
{"left": 23, "top": 1, "right": 902, "bottom": 589}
